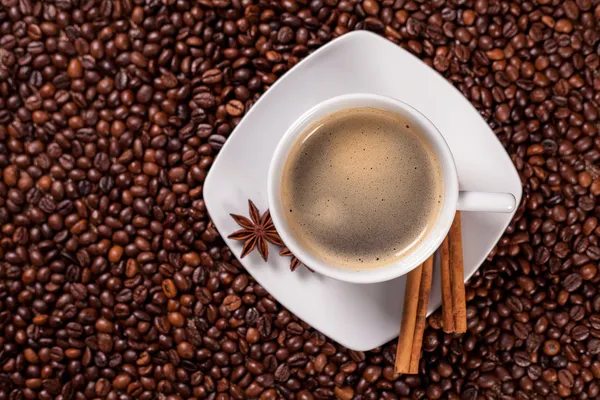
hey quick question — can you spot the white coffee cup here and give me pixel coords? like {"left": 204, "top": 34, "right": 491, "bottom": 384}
{"left": 268, "top": 94, "right": 516, "bottom": 284}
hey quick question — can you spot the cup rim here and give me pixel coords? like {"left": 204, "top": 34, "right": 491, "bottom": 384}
{"left": 268, "top": 94, "right": 458, "bottom": 284}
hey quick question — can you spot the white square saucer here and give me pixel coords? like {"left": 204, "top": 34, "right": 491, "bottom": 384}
{"left": 204, "top": 31, "right": 522, "bottom": 351}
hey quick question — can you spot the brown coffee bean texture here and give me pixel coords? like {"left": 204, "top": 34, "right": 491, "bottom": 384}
{"left": 0, "top": 1, "right": 599, "bottom": 399}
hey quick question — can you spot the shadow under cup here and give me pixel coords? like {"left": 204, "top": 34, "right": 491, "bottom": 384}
{"left": 268, "top": 94, "right": 459, "bottom": 284}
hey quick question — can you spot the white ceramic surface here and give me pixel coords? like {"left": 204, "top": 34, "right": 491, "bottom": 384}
{"left": 204, "top": 31, "right": 522, "bottom": 351}
{"left": 267, "top": 93, "right": 515, "bottom": 284}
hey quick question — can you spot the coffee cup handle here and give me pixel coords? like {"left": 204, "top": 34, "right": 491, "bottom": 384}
{"left": 457, "top": 191, "right": 516, "bottom": 213}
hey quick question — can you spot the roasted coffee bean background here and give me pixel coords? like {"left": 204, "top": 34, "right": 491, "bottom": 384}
{"left": 0, "top": 0, "right": 600, "bottom": 399}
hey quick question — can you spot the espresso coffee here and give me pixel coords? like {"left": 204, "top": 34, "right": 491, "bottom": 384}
{"left": 281, "top": 107, "right": 443, "bottom": 269}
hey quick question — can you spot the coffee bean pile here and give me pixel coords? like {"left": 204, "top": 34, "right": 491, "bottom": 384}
{"left": 1, "top": 0, "right": 600, "bottom": 399}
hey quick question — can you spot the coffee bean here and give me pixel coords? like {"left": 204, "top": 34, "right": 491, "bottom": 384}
{"left": 226, "top": 100, "right": 245, "bottom": 117}
{"left": 202, "top": 69, "right": 223, "bottom": 84}
{"left": 162, "top": 279, "right": 177, "bottom": 298}
{"left": 588, "top": 339, "right": 600, "bottom": 355}
{"left": 514, "top": 351, "right": 532, "bottom": 367}
{"left": 208, "top": 134, "right": 227, "bottom": 150}
{"left": 223, "top": 295, "right": 242, "bottom": 311}
{"left": 513, "top": 322, "right": 529, "bottom": 340}
{"left": 193, "top": 92, "right": 216, "bottom": 109}
{"left": 562, "top": 272, "right": 583, "bottom": 291}
{"left": 571, "top": 325, "right": 589, "bottom": 341}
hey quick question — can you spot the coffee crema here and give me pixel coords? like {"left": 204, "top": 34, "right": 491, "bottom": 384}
{"left": 281, "top": 107, "right": 443, "bottom": 269}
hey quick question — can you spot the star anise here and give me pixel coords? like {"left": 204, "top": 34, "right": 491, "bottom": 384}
{"left": 279, "top": 247, "right": 301, "bottom": 271}
{"left": 228, "top": 200, "right": 284, "bottom": 261}
{"left": 280, "top": 247, "right": 314, "bottom": 273}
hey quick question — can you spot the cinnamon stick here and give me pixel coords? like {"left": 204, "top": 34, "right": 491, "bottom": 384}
{"left": 408, "top": 254, "right": 434, "bottom": 374}
{"left": 395, "top": 211, "right": 466, "bottom": 373}
{"left": 439, "top": 235, "right": 454, "bottom": 333}
{"left": 449, "top": 211, "right": 467, "bottom": 332}
{"left": 394, "top": 264, "right": 423, "bottom": 374}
